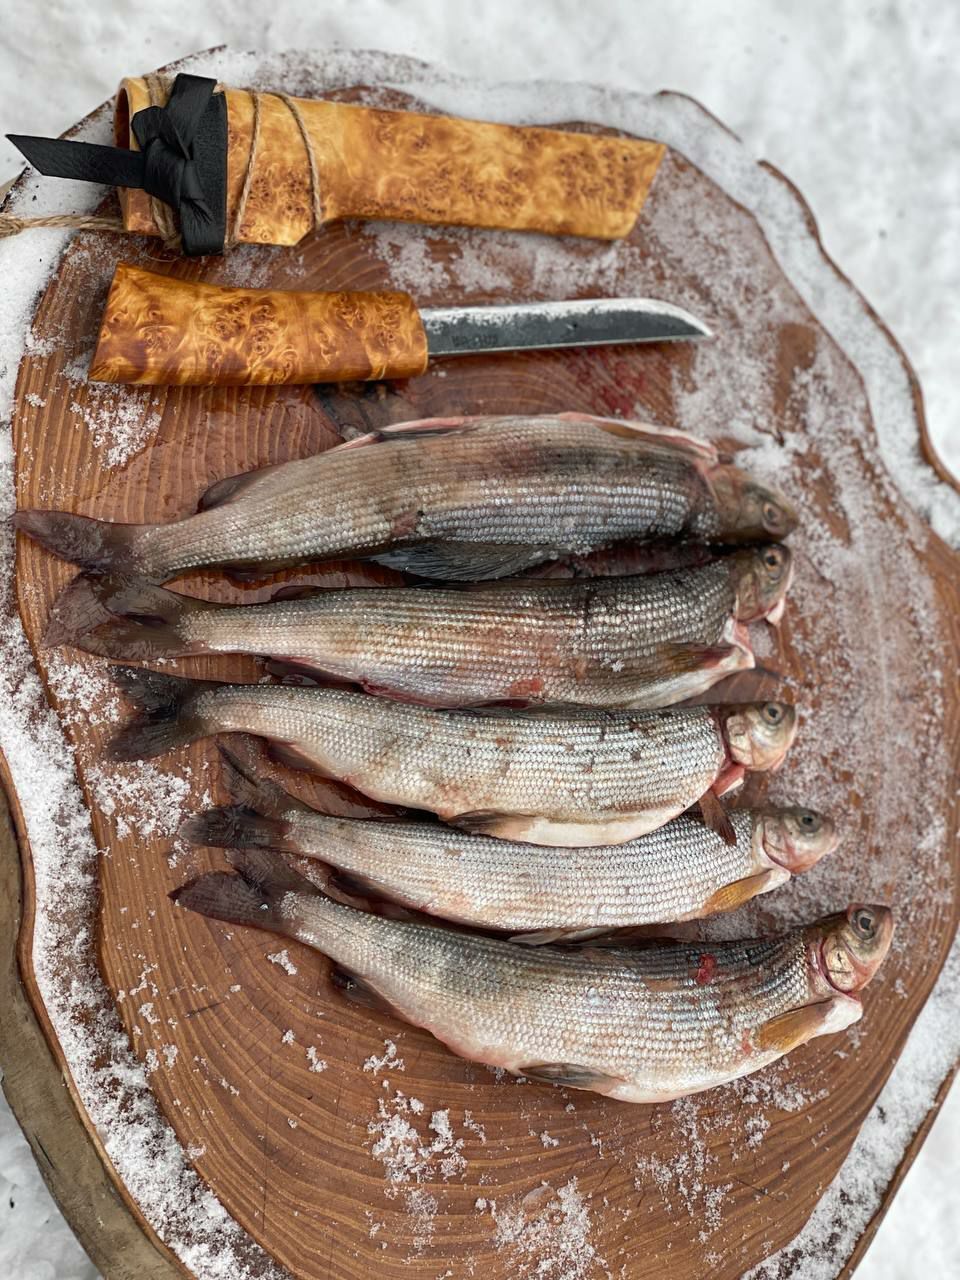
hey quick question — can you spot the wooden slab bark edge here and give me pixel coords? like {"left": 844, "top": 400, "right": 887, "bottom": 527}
{"left": 0, "top": 771, "right": 185, "bottom": 1279}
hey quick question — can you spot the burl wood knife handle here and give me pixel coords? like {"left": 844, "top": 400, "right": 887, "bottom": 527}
{"left": 117, "top": 79, "right": 666, "bottom": 247}
{"left": 89, "top": 263, "right": 430, "bottom": 387}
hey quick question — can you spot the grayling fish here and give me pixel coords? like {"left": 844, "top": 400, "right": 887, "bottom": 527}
{"left": 183, "top": 751, "right": 837, "bottom": 935}
{"left": 49, "top": 545, "right": 792, "bottom": 709}
{"left": 15, "top": 414, "right": 797, "bottom": 584}
{"left": 172, "top": 850, "right": 893, "bottom": 1103}
{"left": 111, "top": 667, "right": 798, "bottom": 846}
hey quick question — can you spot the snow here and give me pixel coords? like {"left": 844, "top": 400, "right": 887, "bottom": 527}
{"left": 0, "top": 6, "right": 958, "bottom": 1280}
{"left": 363, "top": 1038, "right": 406, "bottom": 1076}
{"left": 481, "top": 1179, "right": 603, "bottom": 1280}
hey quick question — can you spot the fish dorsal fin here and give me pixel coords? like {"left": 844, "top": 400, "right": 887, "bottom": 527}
{"left": 510, "top": 924, "right": 692, "bottom": 947}
{"left": 371, "top": 541, "right": 551, "bottom": 582}
{"left": 556, "top": 412, "right": 719, "bottom": 462}
{"left": 753, "top": 996, "right": 861, "bottom": 1054}
{"left": 329, "top": 416, "right": 477, "bottom": 451}
{"left": 559, "top": 931, "right": 693, "bottom": 955}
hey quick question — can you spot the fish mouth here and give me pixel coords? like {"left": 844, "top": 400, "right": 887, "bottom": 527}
{"left": 762, "top": 835, "right": 793, "bottom": 871}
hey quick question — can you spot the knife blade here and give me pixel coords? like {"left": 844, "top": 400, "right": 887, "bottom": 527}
{"left": 88, "top": 263, "right": 711, "bottom": 388}
{"left": 420, "top": 297, "right": 710, "bottom": 357}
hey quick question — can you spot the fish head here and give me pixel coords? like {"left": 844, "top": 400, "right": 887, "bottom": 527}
{"left": 755, "top": 806, "right": 839, "bottom": 873}
{"left": 709, "top": 466, "right": 798, "bottom": 543}
{"left": 720, "top": 702, "right": 798, "bottom": 771}
{"left": 728, "top": 544, "right": 794, "bottom": 622}
{"left": 812, "top": 905, "right": 895, "bottom": 993}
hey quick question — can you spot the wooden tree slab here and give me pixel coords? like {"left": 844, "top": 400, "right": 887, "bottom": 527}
{"left": 2, "top": 50, "right": 958, "bottom": 1280}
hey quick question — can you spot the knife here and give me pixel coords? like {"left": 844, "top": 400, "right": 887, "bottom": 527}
{"left": 88, "top": 263, "right": 711, "bottom": 388}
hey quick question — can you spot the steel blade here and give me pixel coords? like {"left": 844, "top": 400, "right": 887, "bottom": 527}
{"left": 421, "top": 297, "right": 711, "bottom": 358}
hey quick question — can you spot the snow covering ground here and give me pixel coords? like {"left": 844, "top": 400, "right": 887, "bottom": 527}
{"left": 0, "top": 3, "right": 956, "bottom": 1278}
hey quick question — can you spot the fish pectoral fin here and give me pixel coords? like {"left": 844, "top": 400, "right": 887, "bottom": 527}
{"left": 370, "top": 541, "right": 550, "bottom": 582}
{"left": 656, "top": 640, "right": 745, "bottom": 674}
{"left": 703, "top": 868, "right": 789, "bottom": 914}
{"left": 519, "top": 1062, "right": 625, "bottom": 1091}
{"left": 753, "top": 996, "right": 861, "bottom": 1054}
{"left": 698, "top": 789, "right": 738, "bottom": 845}
{"left": 713, "top": 763, "right": 746, "bottom": 795}
{"left": 329, "top": 965, "right": 402, "bottom": 1018}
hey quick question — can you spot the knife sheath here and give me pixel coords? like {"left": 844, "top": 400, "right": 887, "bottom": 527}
{"left": 90, "top": 263, "right": 430, "bottom": 386}
{"left": 116, "top": 76, "right": 665, "bottom": 246}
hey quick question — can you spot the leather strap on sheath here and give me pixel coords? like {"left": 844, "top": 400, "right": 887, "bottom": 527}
{"left": 7, "top": 74, "right": 226, "bottom": 256}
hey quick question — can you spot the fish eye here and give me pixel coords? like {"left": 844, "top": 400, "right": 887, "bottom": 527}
{"left": 797, "top": 809, "right": 822, "bottom": 833}
{"left": 762, "top": 547, "right": 784, "bottom": 573}
{"left": 851, "top": 907, "right": 877, "bottom": 939}
{"left": 762, "top": 500, "right": 784, "bottom": 529}
{"left": 761, "top": 703, "right": 783, "bottom": 725}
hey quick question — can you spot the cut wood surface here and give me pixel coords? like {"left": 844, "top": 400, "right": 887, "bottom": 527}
{"left": 2, "top": 52, "right": 958, "bottom": 1280}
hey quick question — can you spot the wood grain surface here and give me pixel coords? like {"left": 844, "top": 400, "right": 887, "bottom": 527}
{"left": 4, "top": 70, "right": 959, "bottom": 1280}
{"left": 90, "top": 263, "right": 429, "bottom": 386}
{"left": 118, "top": 77, "right": 665, "bottom": 245}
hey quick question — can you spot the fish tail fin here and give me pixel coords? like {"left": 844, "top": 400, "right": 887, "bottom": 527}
{"left": 43, "top": 574, "right": 126, "bottom": 649}
{"left": 44, "top": 574, "right": 215, "bottom": 658}
{"left": 14, "top": 509, "right": 152, "bottom": 575}
{"left": 182, "top": 744, "right": 314, "bottom": 849}
{"left": 109, "top": 665, "right": 214, "bottom": 761}
{"left": 180, "top": 805, "right": 296, "bottom": 852}
{"left": 170, "top": 846, "right": 324, "bottom": 933}
{"left": 217, "top": 744, "right": 311, "bottom": 817}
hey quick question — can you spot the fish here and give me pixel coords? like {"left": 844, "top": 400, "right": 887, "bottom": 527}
{"left": 171, "top": 849, "right": 894, "bottom": 1103}
{"left": 14, "top": 414, "right": 797, "bottom": 584}
{"left": 109, "top": 667, "right": 798, "bottom": 846}
{"left": 47, "top": 545, "right": 793, "bottom": 709}
{"left": 182, "top": 748, "right": 838, "bottom": 935}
